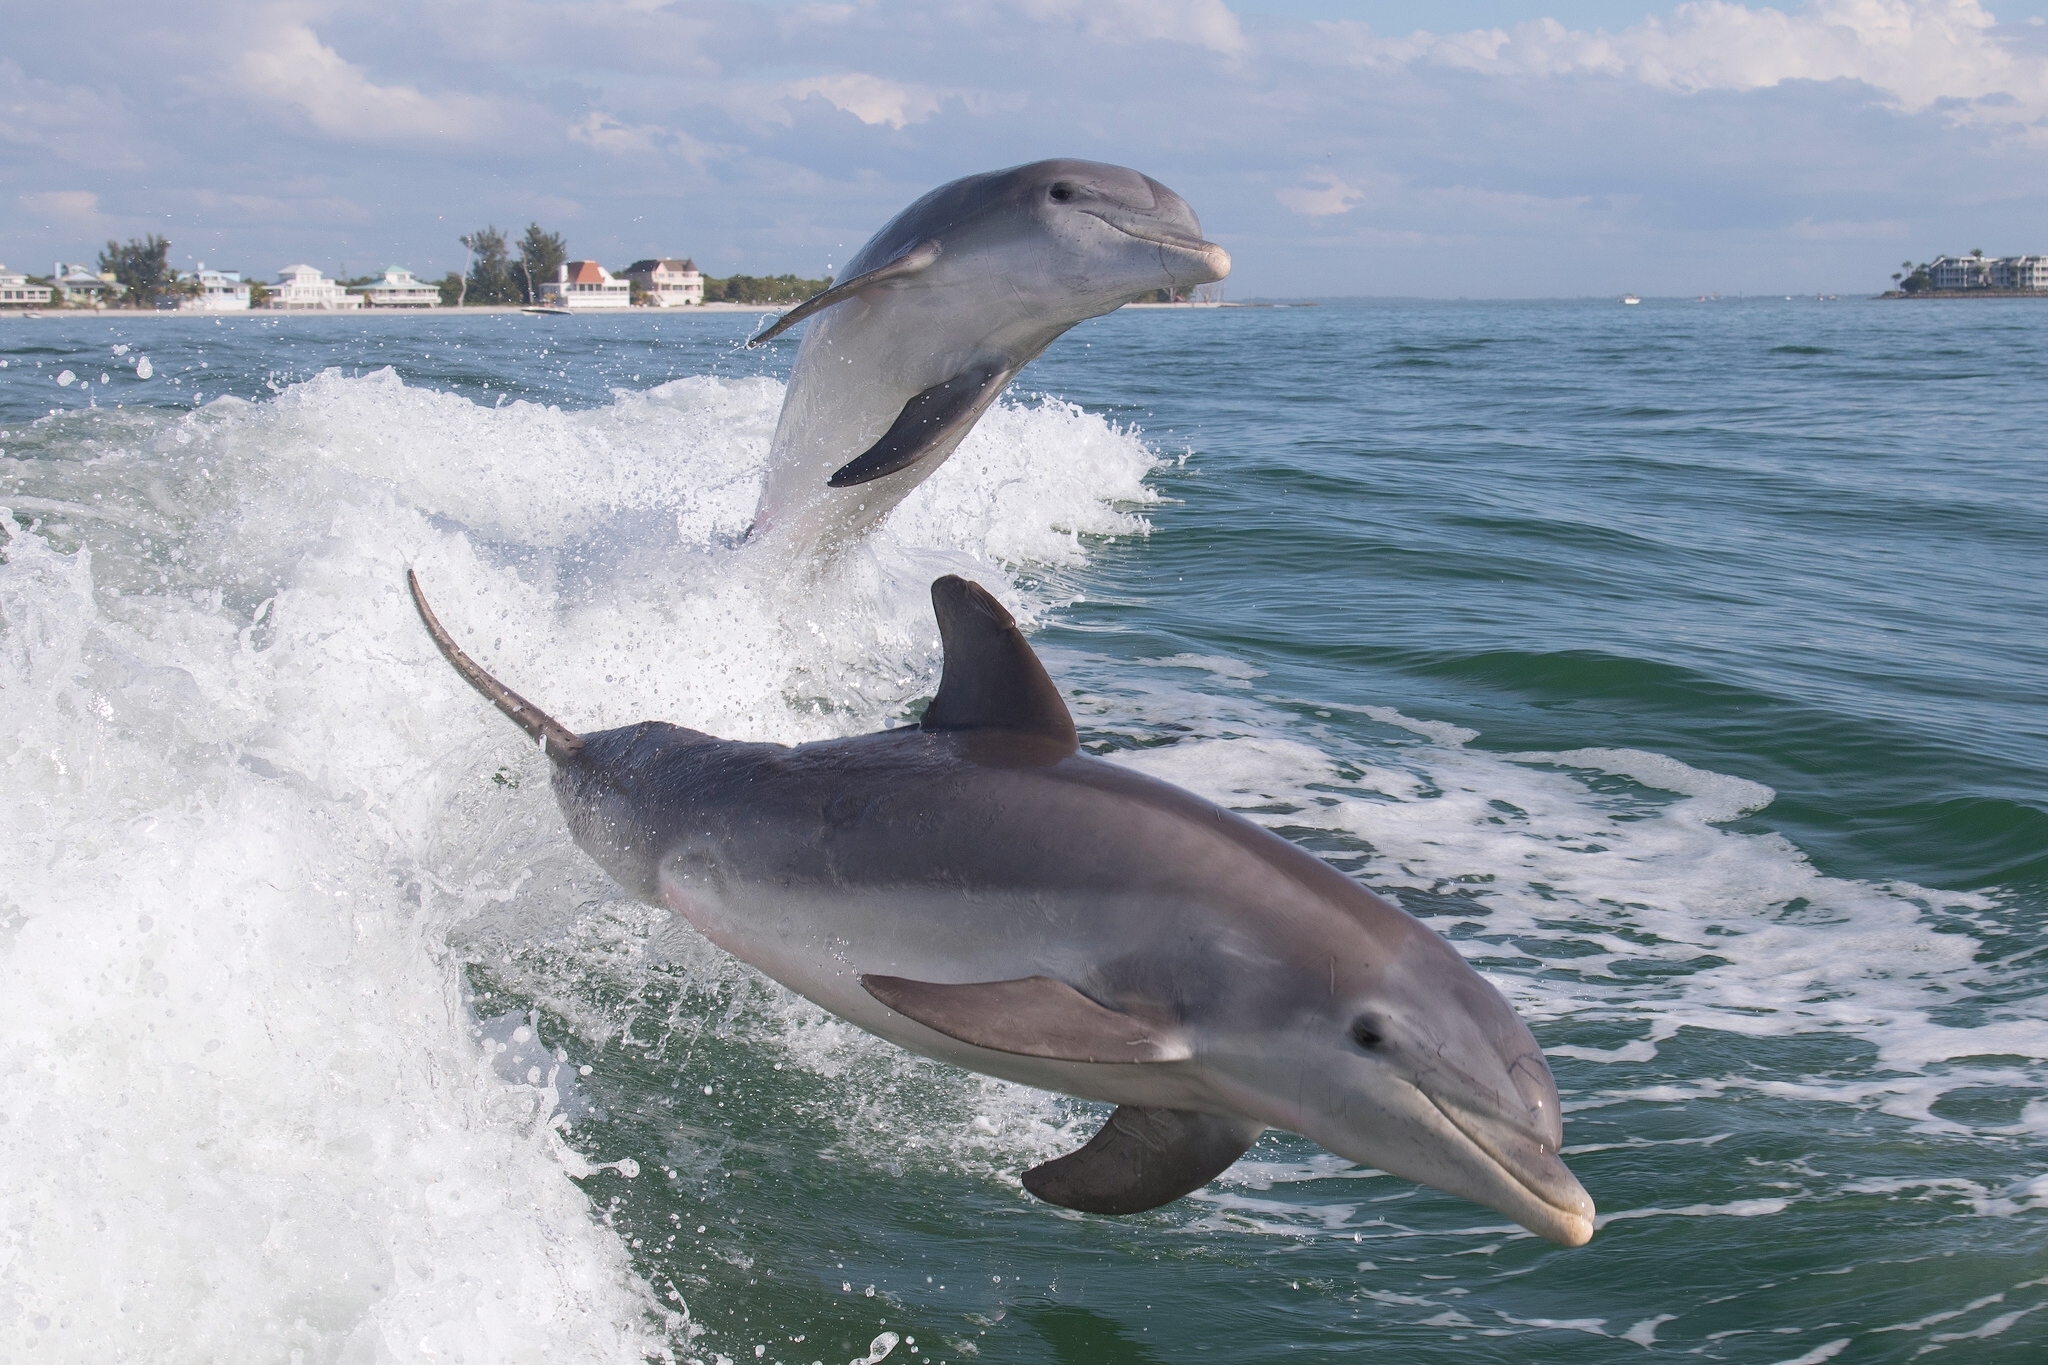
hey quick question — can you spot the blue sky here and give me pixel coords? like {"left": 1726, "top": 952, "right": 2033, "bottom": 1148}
{"left": 5, "top": 1, "right": 2048, "bottom": 297}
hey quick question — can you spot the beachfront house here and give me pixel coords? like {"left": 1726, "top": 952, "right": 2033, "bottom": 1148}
{"left": 177, "top": 266, "right": 252, "bottom": 311}
{"left": 1928, "top": 255, "right": 1995, "bottom": 291}
{"left": 622, "top": 258, "right": 704, "bottom": 306}
{"left": 1925, "top": 253, "right": 2048, "bottom": 292}
{"left": 0, "top": 266, "right": 52, "bottom": 308}
{"left": 266, "top": 264, "right": 361, "bottom": 310}
{"left": 362, "top": 266, "right": 440, "bottom": 307}
{"left": 54, "top": 263, "right": 117, "bottom": 306}
{"left": 539, "top": 260, "right": 631, "bottom": 309}
{"left": 1991, "top": 255, "right": 2048, "bottom": 291}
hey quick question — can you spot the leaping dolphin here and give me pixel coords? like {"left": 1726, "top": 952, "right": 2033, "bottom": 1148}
{"left": 408, "top": 571, "right": 1595, "bottom": 1245}
{"left": 745, "top": 160, "right": 1230, "bottom": 556}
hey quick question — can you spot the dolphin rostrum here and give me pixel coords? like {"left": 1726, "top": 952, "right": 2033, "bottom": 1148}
{"left": 408, "top": 571, "right": 1595, "bottom": 1245}
{"left": 746, "top": 160, "right": 1231, "bottom": 556}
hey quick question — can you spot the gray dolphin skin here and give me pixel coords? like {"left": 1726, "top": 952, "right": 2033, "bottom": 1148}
{"left": 746, "top": 160, "right": 1231, "bottom": 555}
{"left": 408, "top": 571, "right": 1595, "bottom": 1246}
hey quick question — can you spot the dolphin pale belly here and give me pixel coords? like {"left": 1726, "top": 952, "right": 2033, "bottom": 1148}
{"left": 408, "top": 572, "right": 1595, "bottom": 1246}
{"left": 746, "top": 160, "right": 1231, "bottom": 556}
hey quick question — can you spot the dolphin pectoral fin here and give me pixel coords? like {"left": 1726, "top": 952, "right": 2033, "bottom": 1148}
{"left": 826, "top": 361, "right": 1011, "bottom": 488}
{"left": 919, "top": 577, "right": 1078, "bottom": 749}
{"left": 860, "top": 974, "right": 1187, "bottom": 1063}
{"left": 1022, "top": 1107, "right": 1264, "bottom": 1215}
{"left": 746, "top": 238, "right": 942, "bottom": 347}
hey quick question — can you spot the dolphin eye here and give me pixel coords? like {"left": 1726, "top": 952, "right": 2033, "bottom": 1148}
{"left": 1048, "top": 182, "right": 1078, "bottom": 203}
{"left": 1348, "top": 1016, "right": 1385, "bottom": 1051}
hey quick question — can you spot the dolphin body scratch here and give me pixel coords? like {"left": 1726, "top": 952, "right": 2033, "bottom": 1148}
{"left": 409, "top": 571, "right": 1595, "bottom": 1245}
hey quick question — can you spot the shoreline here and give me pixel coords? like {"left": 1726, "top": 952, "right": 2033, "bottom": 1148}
{"left": 0, "top": 298, "right": 1306, "bottom": 321}
{"left": 0, "top": 300, "right": 796, "bottom": 320}
{"left": 1877, "top": 289, "right": 2048, "bottom": 300}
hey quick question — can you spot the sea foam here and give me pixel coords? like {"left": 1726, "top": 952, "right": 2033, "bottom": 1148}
{"left": 0, "top": 368, "right": 1159, "bottom": 1361}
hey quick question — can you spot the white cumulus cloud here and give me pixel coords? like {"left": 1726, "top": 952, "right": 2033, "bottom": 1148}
{"left": 782, "top": 73, "right": 944, "bottom": 128}
{"left": 1275, "top": 175, "right": 1366, "bottom": 216}
{"left": 1014, "top": 0, "right": 1245, "bottom": 54}
{"left": 1316, "top": 1, "right": 2048, "bottom": 130}
{"left": 231, "top": 23, "right": 498, "bottom": 143}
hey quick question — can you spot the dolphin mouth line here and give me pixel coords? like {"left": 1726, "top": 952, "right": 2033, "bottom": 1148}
{"left": 1420, "top": 1090, "right": 1593, "bottom": 1246}
{"left": 1080, "top": 209, "right": 1223, "bottom": 256}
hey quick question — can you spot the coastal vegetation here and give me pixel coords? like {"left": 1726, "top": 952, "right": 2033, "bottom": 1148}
{"left": 701, "top": 273, "right": 832, "bottom": 303}
{"left": 98, "top": 235, "right": 172, "bottom": 308}
{"left": 23, "top": 225, "right": 826, "bottom": 309}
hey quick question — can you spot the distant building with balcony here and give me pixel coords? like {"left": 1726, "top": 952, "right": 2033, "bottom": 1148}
{"left": 1991, "top": 255, "right": 2048, "bottom": 291}
{"left": 0, "top": 266, "right": 52, "bottom": 307}
{"left": 177, "top": 266, "right": 252, "bottom": 311}
{"left": 53, "top": 263, "right": 117, "bottom": 306}
{"left": 1925, "top": 254, "right": 2048, "bottom": 292}
{"left": 539, "top": 260, "right": 631, "bottom": 309}
{"left": 265, "top": 264, "right": 361, "bottom": 310}
{"left": 622, "top": 258, "right": 704, "bottom": 306}
{"left": 1928, "top": 255, "right": 1995, "bottom": 291}
{"left": 361, "top": 265, "right": 440, "bottom": 307}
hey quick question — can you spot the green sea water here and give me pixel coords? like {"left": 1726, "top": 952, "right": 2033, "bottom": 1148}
{"left": 2, "top": 298, "right": 2041, "bottom": 1362}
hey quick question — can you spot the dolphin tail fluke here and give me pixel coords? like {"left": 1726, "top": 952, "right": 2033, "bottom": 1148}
{"left": 406, "top": 569, "right": 584, "bottom": 762}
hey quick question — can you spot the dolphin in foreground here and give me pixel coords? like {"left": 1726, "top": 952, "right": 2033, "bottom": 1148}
{"left": 408, "top": 571, "right": 1595, "bottom": 1245}
{"left": 745, "top": 160, "right": 1231, "bottom": 556}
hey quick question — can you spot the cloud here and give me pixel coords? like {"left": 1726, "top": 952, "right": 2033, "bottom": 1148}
{"left": 1013, "top": 0, "right": 1245, "bottom": 54}
{"left": 1315, "top": 0, "right": 2048, "bottom": 132}
{"left": 570, "top": 112, "right": 667, "bottom": 156}
{"left": 780, "top": 74, "right": 944, "bottom": 129}
{"left": 230, "top": 22, "right": 500, "bottom": 143}
{"left": 1276, "top": 175, "right": 1365, "bottom": 216}
{"left": 17, "top": 190, "right": 103, "bottom": 223}
{"left": 1790, "top": 214, "right": 1910, "bottom": 239}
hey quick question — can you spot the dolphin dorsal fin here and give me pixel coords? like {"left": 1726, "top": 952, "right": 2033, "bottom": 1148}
{"left": 920, "top": 577, "right": 1077, "bottom": 751}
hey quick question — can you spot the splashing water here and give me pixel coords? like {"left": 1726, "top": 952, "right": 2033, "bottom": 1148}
{"left": 0, "top": 363, "right": 1158, "bottom": 1361}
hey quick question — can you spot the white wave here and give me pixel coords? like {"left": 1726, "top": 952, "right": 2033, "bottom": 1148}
{"left": 1103, "top": 702, "right": 2046, "bottom": 1130}
{"left": 0, "top": 368, "right": 1160, "bottom": 1360}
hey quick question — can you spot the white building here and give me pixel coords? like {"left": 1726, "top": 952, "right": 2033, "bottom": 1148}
{"left": 1927, "top": 255, "right": 1995, "bottom": 291}
{"left": 177, "top": 266, "right": 251, "bottom": 312}
{"left": 0, "top": 265, "right": 52, "bottom": 308}
{"left": 539, "top": 260, "right": 631, "bottom": 309}
{"left": 362, "top": 265, "right": 440, "bottom": 307}
{"left": 265, "top": 264, "right": 361, "bottom": 310}
{"left": 1924, "top": 253, "right": 2048, "bottom": 291}
{"left": 54, "top": 263, "right": 117, "bottom": 306}
{"left": 623, "top": 258, "right": 704, "bottom": 306}
{"left": 1991, "top": 255, "right": 2048, "bottom": 291}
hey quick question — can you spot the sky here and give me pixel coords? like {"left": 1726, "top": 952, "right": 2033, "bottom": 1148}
{"left": 5, "top": 1, "right": 2048, "bottom": 297}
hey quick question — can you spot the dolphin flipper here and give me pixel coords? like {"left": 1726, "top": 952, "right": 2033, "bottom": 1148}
{"left": 746, "top": 239, "right": 943, "bottom": 347}
{"left": 1023, "top": 1106, "right": 1265, "bottom": 1215}
{"left": 827, "top": 360, "right": 1011, "bottom": 488}
{"left": 860, "top": 974, "right": 1188, "bottom": 1063}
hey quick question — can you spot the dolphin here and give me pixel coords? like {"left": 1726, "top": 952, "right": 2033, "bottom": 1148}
{"left": 745, "top": 160, "right": 1230, "bottom": 556}
{"left": 407, "top": 571, "right": 1595, "bottom": 1245}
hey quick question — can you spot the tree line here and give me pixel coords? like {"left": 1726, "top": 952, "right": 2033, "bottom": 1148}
{"left": 452, "top": 222, "right": 829, "bottom": 304}
{"left": 74, "top": 230, "right": 831, "bottom": 307}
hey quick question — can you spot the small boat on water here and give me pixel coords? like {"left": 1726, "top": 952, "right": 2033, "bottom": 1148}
{"left": 521, "top": 306, "right": 572, "bottom": 316}
{"left": 1622, "top": 294, "right": 1642, "bottom": 305}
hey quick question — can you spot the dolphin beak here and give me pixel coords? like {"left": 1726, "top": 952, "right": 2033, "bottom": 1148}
{"left": 1081, "top": 209, "right": 1232, "bottom": 284}
{"left": 1423, "top": 1091, "right": 1596, "bottom": 1247}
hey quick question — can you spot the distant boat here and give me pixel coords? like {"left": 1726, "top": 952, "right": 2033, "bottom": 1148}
{"left": 1622, "top": 295, "right": 1641, "bottom": 305}
{"left": 521, "top": 306, "right": 572, "bottom": 316}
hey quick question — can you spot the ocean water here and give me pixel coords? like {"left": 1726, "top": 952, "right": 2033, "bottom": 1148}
{"left": 1, "top": 298, "right": 2042, "bottom": 1364}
